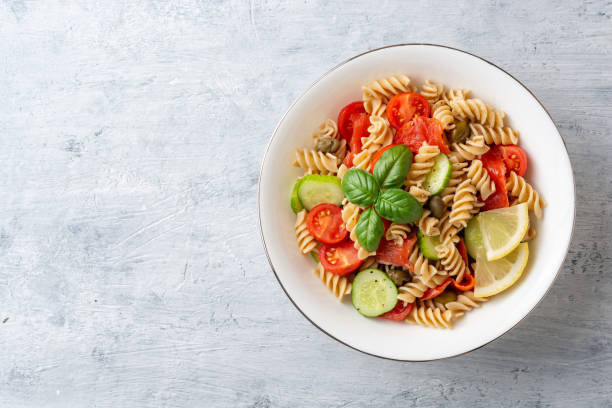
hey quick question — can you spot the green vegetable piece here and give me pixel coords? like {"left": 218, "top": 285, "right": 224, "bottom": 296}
{"left": 310, "top": 251, "right": 319, "bottom": 264}
{"left": 373, "top": 145, "right": 412, "bottom": 189}
{"left": 355, "top": 207, "right": 385, "bottom": 252}
{"left": 464, "top": 215, "right": 485, "bottom": 259}
{"left": 375, "top": 188, "right": 423, "bottom": 224}
{"left": 452, "top": 120, "right": 471, "bottom": 143}
{"left": 417, "top": 230, "right": 441, "bottom": 261}
{"left": 351, "top": 268, "right": 398, "bottom": 317}
{"left": 297, "top": 174, "right": 344, "bottom": 211}
{"left": 435, "top": 290, "right": 457, "bottom": 304}
{"left": 422, "top": 154, "right": 452, "bottom": 196}
{"left": 385, "top": 268, "right": 411, "bottom": 287}
{"left": 290, "top": 178, "right": 305, "bottom": 213}
{"left": 341, "top": 168, "right": 380, "bottom": 207}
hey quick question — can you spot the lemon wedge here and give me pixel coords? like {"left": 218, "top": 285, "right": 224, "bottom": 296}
{"left": 474, "top": 243, "right": 529, "bottom": 298}
{"left": 479, "top": 203, "right": 529, "bottom": 261}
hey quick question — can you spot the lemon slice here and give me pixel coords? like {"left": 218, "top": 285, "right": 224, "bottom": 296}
{"left": 479, "top": 203, "right": 529, "bottom": 261}
{"left": 474, "top": 243, "right": 529, "bottom": 297}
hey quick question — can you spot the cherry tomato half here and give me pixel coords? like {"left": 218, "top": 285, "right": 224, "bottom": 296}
{"left": 337, "top": 101, "right": 367, "bottom": 141}
{"left": 376, "top": 232, "right": 417, "bottom": 270}
{"left": 500, "top": 145, "right": 528, "bottom": 177}
{"left": 306, "top": 203, "right": 347, "bottom": 244}
{"left": 368, "top": 144, "right": 399, "bottom": 172}
{"left": 386, "top": 92, "right": 431, "bottom": 130}
{"left": 342, "top": 151, "right": 354, "bottom": 168}
{"left": 349, "top": 112, "right": 370, "bottom": 153}
{"left": 420, "top": 278, "right": 453, "bottom": 300}
{"left": 480, "top": 147, "right": 509, "bottom": 211}
{"left": 380, "top": 301, "right": 414, "bottom": 321}
{"left": 319, "top": 240, "right": 362, "bottom": 276}
{"left": 394, "top": 116, "right": 450, "bottom": 154}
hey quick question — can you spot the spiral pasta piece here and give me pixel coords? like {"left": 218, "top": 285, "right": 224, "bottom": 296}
{"left": 450, "top": 98, "right": 505, "bottom": 128}
{"left": 359, "top": 256, "right": 378, "bottom": 271}
{"left": 440, "top": 155, "right": 468, "bottom": 208}
{"left": 336, "top": 163, "right": 349, "bottom": 180}
{"left": 445, "top": 291, "right": 487, "bottom": 312}
{"left": 441, "top": 88, "right": 471, "bottom": 104}
{"left": 421, "top": 79, "right": 444, "bottom": 104}
{"left": 314, "top": 263, "right": 351, "bottom": 301}
{"left": 449, "top": 179, "right": 477, "bottom": 228}
{"left": 362, "top": 115, "right": 393, "bottom": 153}
{"left": 432, "top": 100, "right": 455, "bottom": 130}
{"left": 312, "top": 118, "right": 338, "bottom": 144}
{"left": 405, "top": 143, "right": 440, "bottom": 187}
{"left": 438, "top": 211, "right": 461, "bottom": 245}
{"left": 409, "top": 244, "right": 439, "bottom": 284}
{"left": 406, "top": 305, "right": 462, "bottom": 328}
{"left": 451, "top": 134, "right": 490, "bottom": 161}
{"left": 362, "top": 74, "right": 413, "bottom": 113}
{"left": 417, "top": 209, "right": 440, "bottom": 236}
{"left": 506, "top": 172, "right": 546, "bottom": 218}
{"left": 408, "top": 186, "right": 430, "bottom": 206}
{"left": 385, "top": 223, "right": 412, "bottom": 245}
{"left": 294, "top": 148, "right": 338, "bottom": 174}
{"left": 523, "top": 226, "right": 537, "bottom": 242}
{"left": 295, "top": 210, "right": 317, "bottom": 254}
{"left": 334, "top": 139, "right": 347, "bottom": 165}
{"left": 435, "top": 242, "right": 468, "bottom": 283}
{"left": 397, "top": 279, "right": 428, "bottom": 304}
{"left": 342, "top": 202, "right": 375, "bottom": 259}
{"left": 467, "top": 159, "right": 496, "bottom": 200}
{"left": 469, "top": 123, "right": 519, "bottom": 145}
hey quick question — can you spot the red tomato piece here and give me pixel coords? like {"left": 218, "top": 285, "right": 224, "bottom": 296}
{"left": 451, "top": 273, "right": 475, "bottom": 292}
{"left": 500, "top": 145, "right": 528, "bottom": 177}
{"left": 420, "top": 278, "right": 453, "bottom": 300}
{"left": 342, "top": 151, "right": 354, "bottom": 168}
{"left": 306, "top": 203, "right": 348, "bottom": 244}
{"left": 337, "top": 101, "right": 367, "bottom": 141}
{"left": 349, "top": 112, "right": 370, "bottom": 153}
{"left": 375, "top": 232, "right": 417, "bottom": 270}
{"left": 394, "top": 116, "right": 450, "bottom": 154}
{"left": 386, "top": 93, "right": 431, "bottom": 130}
{"left": 480, "top": 147, "right": 509, "bottom": 211}
{"left": 368, "top": 144, "right": 399, "bottom": 172}
{"left": 457, "top": 237, "right": 469, "bottom": 266}
{"left": 319, "top": 240, "right": 362, "bottom": 276}
{"left": 379, "top": 301, "right": 414, "bottom": 321}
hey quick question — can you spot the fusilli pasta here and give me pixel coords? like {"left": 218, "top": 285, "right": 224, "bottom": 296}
{"left": 409, "top": 185, "right": 430, "bottom": 206}
{"left": 432, "top": 100, "right": 455, "bottom": 130}
{"left": 506, "top": 172, "right": 546, "bottom": 218}
{"left": 444, "top": 291, "right": 487, "bottom": 312}
{"left": 469, "top": 123, "right": 519, "bottom": 145}
{"left": 467, "top": 159, "right": 496, "bottom": 200}
{"left": 314, "top": 262, "right": 352, "bottom": 301}
{"left": 449, "top": 179, "right": 478, "bottom": 228}
{"left": 450, "top": 98, "right": 505, "bottom": 128}
{"left": 417, "top": 209, "right": 440, "bottom": 236}
{"left": 362, "top": 74, "right": 413, "bottom": 113}
{"left": 407, "top": 305, "right": 462, "bottom": 329}
{"left": 421, "top": 79, "right": 444, "bottom": 104}
{"left": 312, "top": 118, "right": 338, "bottom": 144}
{"left": 385, "top": 223, "right": 412, "bottom": 245}
{"left": 441, "top": 88, "right": 471, "bottom": 104}
{"left": 405, "top": 143, "right": 440, "bottom": 187}
{"left": 436, "top": 242, "right": 468, "bottom": 283}
{"left": 451, "top": 134, "right": 490, "bottom": 161}
{"left": 294, "top": 210, "right": 317, "bottom": 254}
{"left": 294, "top": 148, "right": 338, "bottom": 174}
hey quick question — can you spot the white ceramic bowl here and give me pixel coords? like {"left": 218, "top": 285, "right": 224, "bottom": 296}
{"left": 258, "top": 44, "right": 575, "bottom": 361}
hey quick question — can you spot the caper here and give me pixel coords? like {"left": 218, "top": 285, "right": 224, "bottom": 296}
{"left": 315, "top": 136, "right": 340, "bottom": 153}
{"left": 428, "top": 195, "right": 445, "bottom": 218}
{"left": 386, "top": 268, "right": 411, "bottom": 287}
{"left": 452, "top": 120, "right": 470, "bottom": 144}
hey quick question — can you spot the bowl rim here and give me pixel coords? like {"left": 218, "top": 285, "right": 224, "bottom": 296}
{"left": 257, "top": 43, "right": 576, "bottom": 362}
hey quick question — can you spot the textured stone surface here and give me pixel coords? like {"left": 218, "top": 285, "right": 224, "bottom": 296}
{"left": 0, "top": 0, "right": 611, "bottom": 407}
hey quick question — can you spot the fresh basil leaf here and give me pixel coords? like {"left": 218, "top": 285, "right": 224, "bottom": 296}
{"left": 375, "top": 188, "right": 423, "bottom": 223}
{"left": 341, "top": 168, "right": 380, "bottom": 207}
{"left": 373, "top": 145, "right": 412, "bottom": 189}
{"left": 355, "top": 207, "right": 385, "bottom": 252}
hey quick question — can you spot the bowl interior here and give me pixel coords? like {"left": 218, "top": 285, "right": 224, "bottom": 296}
{"left": 259, "top": 45, "right": 574, "bottom": 361}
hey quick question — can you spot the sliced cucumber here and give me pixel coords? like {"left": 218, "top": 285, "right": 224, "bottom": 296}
{"left": 290, "top": 178, "right": 305, "bottom": 213}
{"left": 422, "top": 154, "right": 452, "bottom": 196}
{"left": 297, "top": 174, "right": 344, "bottom": 211}
{"left": 351, "top": 268, "right": 398, "bottom": 317}
{"left": 464, "top": 215, "right": 484, "bottom": 259}
{"left": 417, "top": 230, "right": 441, "bottom": 261}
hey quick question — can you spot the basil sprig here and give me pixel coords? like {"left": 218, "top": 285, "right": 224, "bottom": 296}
{"left": 374, "top": 188, "right": 423, "bottom": 224}
{"left": 341, "top": 145, "right": 422, "bottom": 251}
{"left": 355, "top": 207, "right": 385, "bottom": 252}
{"left": 373, "top": 145, "right": 412, "bottom": 189}
{"left": 341, "top": 169, "right": 379, "bottom": 207}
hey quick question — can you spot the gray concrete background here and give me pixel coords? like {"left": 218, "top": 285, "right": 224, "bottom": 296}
{"left": 1, "top": 1, "right": 611, "bottom": 407}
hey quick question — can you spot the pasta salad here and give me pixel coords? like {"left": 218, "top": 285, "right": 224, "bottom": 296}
{"left": 290, "top": 75, "right": 546, "bottom": 329}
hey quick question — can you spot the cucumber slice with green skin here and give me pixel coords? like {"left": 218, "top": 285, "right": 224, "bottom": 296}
{"left": 464, "top": 215, "right": 485, "bottom": 259}
{"left": 351, "top": 268, "right": 398, "bottom": 317}
{"left": 297, "top": 174, "right": 344, "bottom": 211}
{"left": 422, "top": 154, "right": 452, "bottom": 196}
{"left": 417, "top": 230, "right": 441, "bottom": 260}
{"left": 290, "top": 178, "right": 305, "bottom": 213}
